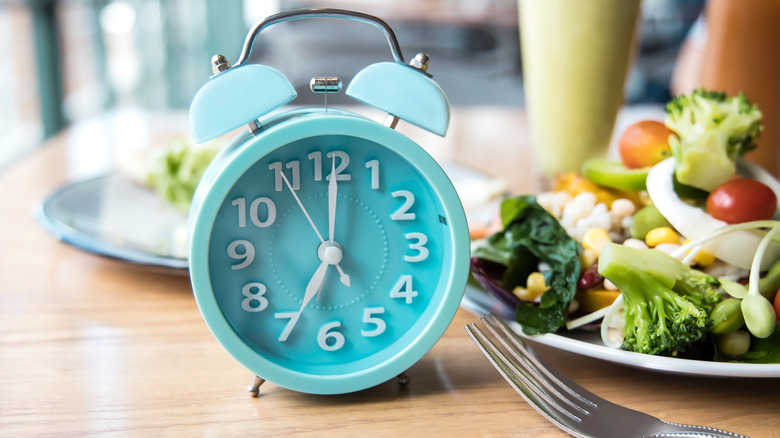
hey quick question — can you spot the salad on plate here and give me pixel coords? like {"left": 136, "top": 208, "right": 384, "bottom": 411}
{"left": 470, "top": 88, "right": 780, "bottom": 365}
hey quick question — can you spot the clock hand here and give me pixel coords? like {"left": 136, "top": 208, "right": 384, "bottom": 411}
{"left": 335, "top": 265, "right": 350, "bottom": 287}
{"left": 328, "top": 156, "right": 337, "bottom": 243}
{"left": 327, "top": 158, "right": 351, "bottom": 287}
{"left": 297, "top": 259, "right": 329, "bottom": 316}
{"left": 281, "top": 167, "right": 350, "bottom": 287}
{"left": 276, "top": 259, "right": 328, "bottom": 342}
{"left": 280, "top": 171, "right": 326, "bottom": 244}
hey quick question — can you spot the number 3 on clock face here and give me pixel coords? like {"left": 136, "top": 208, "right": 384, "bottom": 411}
{"left": 189, "top": 113, "right": 469, "bottom": 394}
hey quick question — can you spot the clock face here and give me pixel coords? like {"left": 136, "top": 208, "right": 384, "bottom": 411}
{"left": 190, "top": 112, "right": 468, "bottom": 394}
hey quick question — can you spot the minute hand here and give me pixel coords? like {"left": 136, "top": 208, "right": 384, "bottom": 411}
{"left": 328, "top": 157, "right": 337, "bottom": 242}
{"left": 327, "top": 158, "right": 351, "bottom": 288}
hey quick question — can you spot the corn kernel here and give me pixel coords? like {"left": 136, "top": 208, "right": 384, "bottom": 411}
{"left": 645, "top": 227, "right": 680, "bottom": 247}
{"left": 693, "top": 249, "right": 716, "bottom": 266}
{"left": 526, "top": 272, "right": 548, "bottom": 299}
{"left": 513, "top": 286, "right": 536, "bottom": 301}
{"left": 579, "top": 248, "right": 598, "bottom": 268}
{"left": 581, "top": 227, "right": 612, "bottom": 256}
{"left": 682, "top": 240, "right": 716, "bottom": 266}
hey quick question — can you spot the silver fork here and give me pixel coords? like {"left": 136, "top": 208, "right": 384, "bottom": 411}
{"left": 465, "top": 314, "right": 750, "bottom": 438}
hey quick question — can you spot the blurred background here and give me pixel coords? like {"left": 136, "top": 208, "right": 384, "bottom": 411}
{"left": 0, "top": 0, "right": 704, "bottom": 169}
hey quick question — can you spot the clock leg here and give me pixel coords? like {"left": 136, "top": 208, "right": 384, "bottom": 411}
{"left": 397, "top": 372, "right": 410, "bottom": 387}
{"left": 247, "top": 375, "right": 266, "bottom": 397}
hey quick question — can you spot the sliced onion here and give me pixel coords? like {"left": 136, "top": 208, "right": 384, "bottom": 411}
{"left": 646, "top": 158, "right": 780, "bottom": 270}
{"left": 600, "top": 295, "right": 624, "bottom": 349}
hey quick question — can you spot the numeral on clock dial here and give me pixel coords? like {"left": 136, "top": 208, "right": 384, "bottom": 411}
{"left": 240, "top": 282, "right": 269, "bottom": 312}
{"left": 361, "top": 307, "right": 387, "bottom": 337}
{"left": 318, "top": 321, "right": 346, "bottom": 351}
{"left": 365, "top": 159, "right": 379, "bottom": 190}
{"left": 274, "top": 311, "right": 299, "bottom": 342}
{"left": 307, "top": 150, "right": 352, "bottom": 182}
{"left": 326, "top": 151, "right": 351, "bottom": 181}
{"left": 269, "top": 160, "right": 300, "bottom": 191}
{"left": 404, "top": 232, "right": 429, "bottom": 262}
{"left": 227, "top": 239, "right": 255, "bottom": 270}
{"left": 232, "top": 197, "right": 276, "bottom": 228}
{"left": 390, "top": 275, "right": 418, "bottom": 304}
{"left": 391, "top": 190, "right": 415, "bottom": 220}
{"left": 307, "top": 151, "right": 323, "bottom": 181}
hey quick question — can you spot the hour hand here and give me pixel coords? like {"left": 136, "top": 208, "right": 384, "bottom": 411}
{"left": 298, "top": 260, "right": 329, "bottom": 315}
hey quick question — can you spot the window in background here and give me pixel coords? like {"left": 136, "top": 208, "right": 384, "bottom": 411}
{"left": 59, "top": 0, "right": 109, "bottom": 123}
{"left": 0, "top": 0, "right": 248, "bottom": 170}
{"left": 0, "top": 5, "right": 41, "bottom": 167}
{"left": 65, "top": 0, "right": 247, "bottom": 116}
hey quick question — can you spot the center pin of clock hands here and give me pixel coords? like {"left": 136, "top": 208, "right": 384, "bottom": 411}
{"left": 279, "top": 169, "right": 350, "bottom": 290}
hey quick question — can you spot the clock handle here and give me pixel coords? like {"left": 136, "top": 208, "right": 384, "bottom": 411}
{"left": 232, "top": 8, "right": 407, "bottom": 69}
{"left": 190, "top": 8, "right": 447, "bottom": 143}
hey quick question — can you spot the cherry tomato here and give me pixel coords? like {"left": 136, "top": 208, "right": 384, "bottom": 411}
{"left": 706, "top": 178, "right": 777, "bottom": 224}
{"left": 618, "top": 121, "right": 675, "bottom": 169}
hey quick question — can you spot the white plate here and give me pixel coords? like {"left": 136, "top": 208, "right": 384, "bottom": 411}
{"left": 462, "top": 155, "right": 780, "bottom": 378}
{"left": 461, "top": 284, "right": 780, "bottom": 378}
{"left": 37, "top": 174, "right": 190, "bottom": 271}
{"left": 37, "top": 162, "right": 505, "bottom": 272}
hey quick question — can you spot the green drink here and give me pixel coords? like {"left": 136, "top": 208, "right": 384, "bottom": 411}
{"left": 519, "top": 0, "right": 641, "bottom": 176}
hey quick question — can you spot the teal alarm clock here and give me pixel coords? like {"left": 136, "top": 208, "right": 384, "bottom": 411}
{"left": 188, "top": 9, "right": 469, "bottom": 395}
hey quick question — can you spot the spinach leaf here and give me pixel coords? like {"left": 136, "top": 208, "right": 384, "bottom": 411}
{"left": 473, "top": 196, "right": 581, "bottom": 335}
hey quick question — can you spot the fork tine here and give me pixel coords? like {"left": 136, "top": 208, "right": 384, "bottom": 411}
{"left": 465, "top": 322, "right": 586, "bottom": 428}
{"left": 480, "top": 315, "right": 593, "bottom": 415}
{"left": 484, "top": 313, "right": 600, "bottom": 408}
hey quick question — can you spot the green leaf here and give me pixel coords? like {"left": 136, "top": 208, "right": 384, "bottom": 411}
{"left": 474, "top": 196, "right": 581, "bottom": 335}
{"left": 499, "top": 195, "right": 536, "bottom": 229}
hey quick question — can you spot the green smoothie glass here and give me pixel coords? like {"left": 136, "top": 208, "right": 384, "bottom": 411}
{"left": 519, "top": 0, "right": 641, "bottom": 177}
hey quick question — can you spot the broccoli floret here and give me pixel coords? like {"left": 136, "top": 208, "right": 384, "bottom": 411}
{"left": 665, "top": 88, "right": 763, "bottom": 191}
{"left": 674, "top": 268, "right": 724, "bottom": 312}
{"left": 598, "top": 243, "right": 724, "bottom": 356}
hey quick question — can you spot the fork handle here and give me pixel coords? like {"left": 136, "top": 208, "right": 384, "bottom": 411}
{"left": 654, "top": 422, "right": 750, "bottom": 438}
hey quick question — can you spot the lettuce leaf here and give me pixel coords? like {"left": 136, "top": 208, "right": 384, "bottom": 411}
{"left": 146, "top": 140, "right": 222, "bottom": 212}
{"left": 473, "top": 196, "right": 581, "bottom": 335}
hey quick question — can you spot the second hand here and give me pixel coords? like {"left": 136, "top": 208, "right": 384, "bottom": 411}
{"left": 280, "top": 171, "right": 325, "bottom": 243}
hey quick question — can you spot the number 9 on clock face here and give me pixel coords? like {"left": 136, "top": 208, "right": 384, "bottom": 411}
{"left": 189, "top": 113, "right": 469, "bottom": 394}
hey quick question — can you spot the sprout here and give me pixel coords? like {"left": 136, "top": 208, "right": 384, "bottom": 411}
{"left": 742, "top": 224, "right": 780, "bottom": 338}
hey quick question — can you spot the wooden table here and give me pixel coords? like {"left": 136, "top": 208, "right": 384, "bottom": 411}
{"left": 1, "top": 108, "right": 778, "bottom": 437}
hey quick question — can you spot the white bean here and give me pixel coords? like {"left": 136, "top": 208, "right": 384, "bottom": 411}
{"left": 622, "top": 238, "right": 648, "bottom": 249}
{"left": 610, "top": 198, "right": 636, "bottom": 218}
